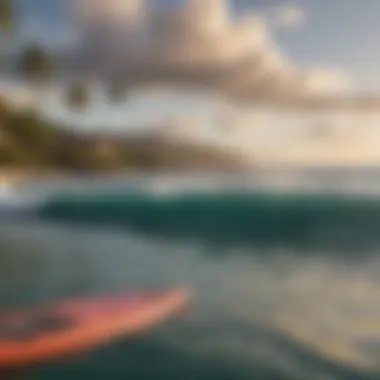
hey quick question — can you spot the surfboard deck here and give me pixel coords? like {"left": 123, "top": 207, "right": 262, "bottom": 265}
{"left": 0, "top": 288, "right": 189, "bottom": 370}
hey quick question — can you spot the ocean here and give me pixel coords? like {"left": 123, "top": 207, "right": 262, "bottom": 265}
{"left": 1, "top": 168, "right": 380, "bottom": 380}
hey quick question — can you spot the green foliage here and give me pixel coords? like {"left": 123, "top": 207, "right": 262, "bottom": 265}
{"left": 0, "top": 101, "right": 158, "bottom": 171}
{"left": 107, "top": 83, "right": 128, "bottom": 104}
{"left": 17, "top": 43, "right": 53, "bottom": 83}
{"left": 0, "top": 0, "right": 14, "bottom": 32}
{"left": 0, "top": 103, "right": 58, "bottom": 166}
{"left": 6, "top": 110, "right": 52, "bottom": 145}
{"left": 66, "top": 81, "right": 90, "bottom": 110}
{"left": 0, "top": 100, "right": 237, "bottom": 172}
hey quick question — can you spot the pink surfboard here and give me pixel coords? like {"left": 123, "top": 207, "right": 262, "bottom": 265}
{"left": 0, "top": 288, "right": 189, "bottom": 369}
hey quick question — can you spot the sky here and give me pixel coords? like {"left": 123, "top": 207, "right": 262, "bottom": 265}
{"left": 4, "top": 0, "right": 380, "bottom": 142}
{"left": 4, "top": 0, "right": 380, "bottom": 165}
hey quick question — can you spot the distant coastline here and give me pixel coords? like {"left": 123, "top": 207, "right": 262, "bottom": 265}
{"left": 0, "top": 97, "right": 248, "bottom": 183}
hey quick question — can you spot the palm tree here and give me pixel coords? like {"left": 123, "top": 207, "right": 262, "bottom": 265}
{"left": 18, "top": 43, "right": 53, "bottom": 85}
{"left": 16, "top": 43, "right": 53, "bottom": 108}
{"left": 107, "top": 82, "right": 129, "bottom": 104}
{"left": 0, "top": 0, "right": 14, "bottom": 32}
{"left": 0, "top": 0, "right": 16, "bottom": 72}
{"left": 65, "top": 81, "right": 90, "bottom": 110}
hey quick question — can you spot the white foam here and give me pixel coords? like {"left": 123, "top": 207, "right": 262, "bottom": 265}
{"left": 0, "top": 181, "right": 46, "bottom": 215}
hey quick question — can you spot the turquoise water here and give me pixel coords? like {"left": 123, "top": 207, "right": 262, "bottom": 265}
{"left": 1, "top": 171, "right": 380, "bottom": 379}
{"left": 40, "top": 190, "right": 380, "bottom": 250}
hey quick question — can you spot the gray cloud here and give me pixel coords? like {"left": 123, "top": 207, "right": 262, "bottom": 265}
{"left": 65, "top": 0, "right": 351, "bottom": 105}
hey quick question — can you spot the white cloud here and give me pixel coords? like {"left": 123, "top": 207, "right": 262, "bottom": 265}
{"left": 299, "top": 68, "right": 352, "bottom": 96}
{"left": 271, "top": 4, "right": 305, "bottom": 28}
{"left": 73, "top": 0, "right": 145, "bottom": 24}
{"left": 65, "top": 0, "right": 351, "bottom": 105}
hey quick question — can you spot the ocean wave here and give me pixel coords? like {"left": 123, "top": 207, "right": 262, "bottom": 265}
{"left": 0, "top": 183, "right": 43, "bottom": 217}
{"left": 38, "top": 189, "right": 380, "bottom": 250}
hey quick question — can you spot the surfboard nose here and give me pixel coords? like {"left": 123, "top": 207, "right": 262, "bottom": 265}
{"left": 162, "top": 287, "right": 191, "bottom": 317}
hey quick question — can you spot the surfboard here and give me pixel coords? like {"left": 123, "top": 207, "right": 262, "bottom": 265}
{"left": 0, "top": 288, "right": 189, "bottom": 369}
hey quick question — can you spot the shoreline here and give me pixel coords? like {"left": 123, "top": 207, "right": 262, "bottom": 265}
{"left": 2, "top": 164, "right": 380, "bottom": 189}
{"left": 0, "top": 168, "right": 73, "bottom": 188}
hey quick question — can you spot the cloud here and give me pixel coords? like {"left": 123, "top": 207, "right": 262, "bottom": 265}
{"left": 64, "top": 0, "right": 351, "bottom": 106}
{"left": 299, "top": 68, "right": 351, "bottom": 96}
{"left": 271, "top": 4, "right": 305, "bottom": 28}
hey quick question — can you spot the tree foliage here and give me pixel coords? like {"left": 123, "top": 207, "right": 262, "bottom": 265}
{"left": 107, "top": 83, "right": 129, "bottom": 104}
{"left": 0, "top": 0, "right": 14, "bottom": 32}
{"left": 0, "top": 98, "right": 242, "bottom": 172}
{"left": 66, "top": 81, "right": 90, "bottom": 110}
{"left": 0, "top": 99, "right": 154, "bottom": 171}
{"left": 17, "top": 43, "right": 53, "bottom": 84}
